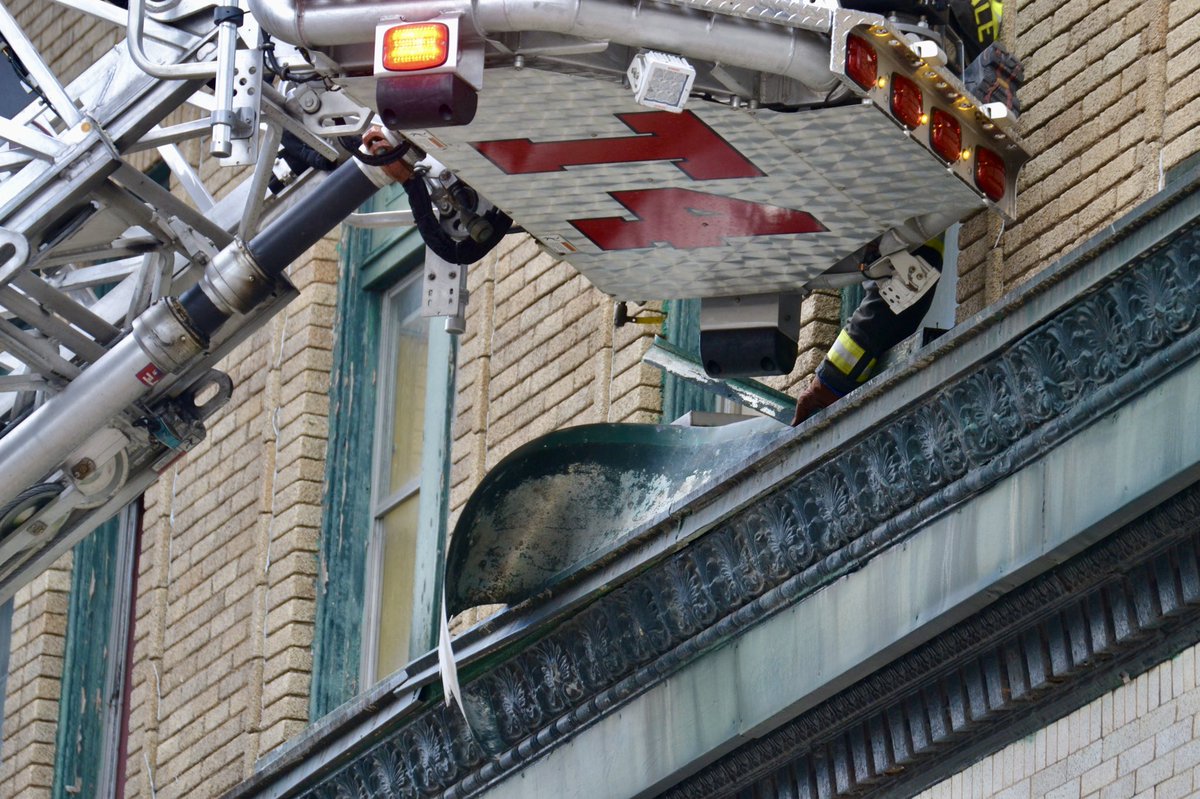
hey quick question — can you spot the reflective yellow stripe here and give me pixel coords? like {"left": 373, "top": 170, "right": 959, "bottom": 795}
{"left": 827, "top": 348, "right": 855, "bottom": 376}
{"left": 827, "top": 330, "right": 867, "bottom": 377}
{"left": 923, "top": 235, "right": 945, "bottom": 256}
{"left": 837, "top": 329, "right": 865, "bottom": 359}
{"left": 971, "top": 0, "right": 1001, "bottom": 44}
{"left": 858, "top": 358, "right": 877, "bottom": 383}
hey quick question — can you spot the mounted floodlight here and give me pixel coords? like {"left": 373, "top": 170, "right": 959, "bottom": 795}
{"left": 699, "top": 293, "right": 802, "bottom": 378}
{"left": 627, "top": 51, "right": 696, "bottom": 113}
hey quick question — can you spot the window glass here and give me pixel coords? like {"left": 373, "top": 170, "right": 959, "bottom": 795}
{"left": 369, "top": 273, "right": 431, "bottom": 680}
{"left": 385, "top": 284, "right": 427, "bottom": 496}
{"left": 375, "top": 495, "right": 421, "bottom": 677}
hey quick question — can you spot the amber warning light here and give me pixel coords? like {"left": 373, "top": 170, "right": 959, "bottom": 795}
{"left": 379, "top": 22, "right": 451, "bottom": 72}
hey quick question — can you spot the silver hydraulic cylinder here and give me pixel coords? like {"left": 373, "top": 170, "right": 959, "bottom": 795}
{"left": 0, "top": 300, "right": 204, "bottom": 496}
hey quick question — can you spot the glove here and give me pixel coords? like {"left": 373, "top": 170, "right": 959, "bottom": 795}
{"left": 790, "top": 376, "right": 842, "bottom": 427}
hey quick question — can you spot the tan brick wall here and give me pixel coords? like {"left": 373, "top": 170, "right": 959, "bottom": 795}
{"left": 122, "top": 233, "right": 338, "bottom": 798}
{"left": 449, "top": 233, "right": 663, "bottom": 521}
{"left": 8, "top": 0, "right": 1196, "bottom": 796}
{"left": 917, "top": 644, "right": 1200, "bottom": 799}
{"left": 0, "top": 562, "right": 71, "bottom": 799}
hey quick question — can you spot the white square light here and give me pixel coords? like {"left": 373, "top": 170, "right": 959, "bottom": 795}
{"left": 627, "top": 51, "right": 696, "bottom": 113}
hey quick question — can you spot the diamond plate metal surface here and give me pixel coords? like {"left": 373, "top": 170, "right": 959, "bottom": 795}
{"left": 414, "top": 67, "right": 985, "bottom": 300}
{"left": 656, "top": 0, "right": 834, "bottom": 33}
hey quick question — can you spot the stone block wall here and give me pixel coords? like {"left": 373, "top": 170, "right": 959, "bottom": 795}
{"left": 956, "top": 0, "right": 1198, "bottom": 319}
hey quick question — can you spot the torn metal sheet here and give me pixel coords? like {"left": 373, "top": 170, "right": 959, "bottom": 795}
{"left": 445, "top": 417, "right": 787, "bottom": 614}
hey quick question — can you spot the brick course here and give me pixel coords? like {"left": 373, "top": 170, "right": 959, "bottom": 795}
{"left": 917, "top": 643, "right": 1200, "bottom": 799}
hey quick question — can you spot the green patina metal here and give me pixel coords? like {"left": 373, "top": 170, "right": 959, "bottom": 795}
{"left": 52, "top": 517, "right": 120, "bottom": 799}
{"left": 660, "top": 298, "right": 717, "bottom": 423}
{"left": 444, "top": 416, "right": 788, "bottom": 614}
{"left": 839, "top": 283, "right": 864, "bottom": 326}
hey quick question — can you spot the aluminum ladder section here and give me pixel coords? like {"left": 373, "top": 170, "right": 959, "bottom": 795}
{"left": 0, "top": 0, "right": 354, "bottom": 600}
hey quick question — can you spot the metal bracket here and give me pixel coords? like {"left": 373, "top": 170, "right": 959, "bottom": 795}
{"left": 199, "top": 240, "right": 270, "bottom": 317}
{"left": 299, "top": 88, "right": 373, "bottom": 139}
{"left": 875, "top": 250, "right": 940, "bottom": 314}
{"left": 421, "top": 249, "right": 469, "bottom": 333}
{"left": 0, "top": 227, "right": 31, "bottom": 286}
{"left": 131, "top": 297, "right": 208, "bottom": 372}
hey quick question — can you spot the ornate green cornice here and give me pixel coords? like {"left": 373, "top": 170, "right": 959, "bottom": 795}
{"left": 668, "top": 474, "right": 1200, "bottom": 798}
{"left": 231, "top": 175, "right": 1200, "bottom": 799}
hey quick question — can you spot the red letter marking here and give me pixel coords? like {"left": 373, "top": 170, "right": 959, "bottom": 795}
{"left": 571, "top": 189, "right": 826, "bottom": 251}
{"left": 473, "top": 111, "right": 763, "bottom": 180}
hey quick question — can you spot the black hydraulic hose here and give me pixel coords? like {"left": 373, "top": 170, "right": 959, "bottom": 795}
{"left": 249, "top": 160, "right": 381, "bottom": 278}
{"left": 281, "top": 130, "right": 338, "bottom": 173}
{"left": 181, "top": 160, "right": 382, "bottom": 339}
{"left": 404, "top": 175, "right": 513, "bottom": 265}
{"left": 339, "top": 135, "right": 412, "bottom": 168}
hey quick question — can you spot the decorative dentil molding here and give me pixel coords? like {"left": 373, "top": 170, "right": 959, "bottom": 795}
{"left": 301, "top": 221, "right": 1200, "bottom": 799}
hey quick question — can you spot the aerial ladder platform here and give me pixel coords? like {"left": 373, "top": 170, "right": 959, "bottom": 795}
{"left": 0, "top": 0, "right": 1027, "bottom": 602}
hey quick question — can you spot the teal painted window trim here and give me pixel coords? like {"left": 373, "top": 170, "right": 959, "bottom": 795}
{"left": 310, "top": 189, "right": 452, "bottom": 716}
{"left": 309, "top": 221, "right": 381, "bottom": 718}
{"left": 839, "top": 285, "right": 864, "bottom": 327}
{"left": 51, "top": 508, "right": 135, "bottom": 799}
{"left": 660, "top": 299, "right": 717, "bottom": 423}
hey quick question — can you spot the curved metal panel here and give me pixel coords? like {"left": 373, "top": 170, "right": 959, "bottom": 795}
{"left": 445, "top": 417, "right": 786, "bottom": 614}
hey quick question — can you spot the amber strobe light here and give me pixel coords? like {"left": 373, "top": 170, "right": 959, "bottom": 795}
{"left": 890, "top": 73, "right": 923, "bottom": 128}
{"left": 846, "top": 35, "right": 878, "bottom": 90}
{"left": 381, "top": 23, "right": 450, "bottom": 71}
{"left": 929, "top": 108, "right": 961, "bottom": 163}
{"left": 974, "top": 146, "right": 1007, "bottom": 201}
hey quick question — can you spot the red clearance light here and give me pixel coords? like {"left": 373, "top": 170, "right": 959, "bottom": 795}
{"left": 890, "top": 73, "right": 923, "bottom": 129}
{"left": 974, "top": 146, "right": 1006, "bottom": 201}
{"left": 381, "top": 23, "right": 450, "bottom": 72}
{"left": 846, "top": 35, "right": 878, "bottom": 90}
{"left": 929, "top": 108, "right": 961, "bottom": 163}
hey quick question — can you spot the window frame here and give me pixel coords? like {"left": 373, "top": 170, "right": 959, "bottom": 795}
{"left": 359, "top": 270, "right": 456, "bottom": 684}
{"left": 311, "top": 192, "right": 456, "bottom": 715}
{"left": 51, "top": 503, "right": 139, "bottom": 799}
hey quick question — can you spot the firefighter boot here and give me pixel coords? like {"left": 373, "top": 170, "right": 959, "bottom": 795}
{"left": 964, "top": 42, "right": 1024, "bottom": 117}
